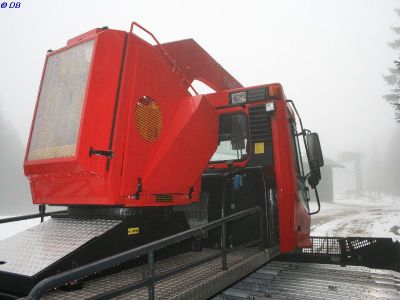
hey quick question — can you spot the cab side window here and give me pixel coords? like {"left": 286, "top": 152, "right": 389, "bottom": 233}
{"left": 291, "top": 124, "right": 304, "bottom": 177}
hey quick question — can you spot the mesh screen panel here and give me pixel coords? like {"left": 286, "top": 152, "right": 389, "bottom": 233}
{"left": 135, "top": 96, "right": 163, "bottom": 142}
{"left": 27, "top": 40, "right": 94, "bottom": 161}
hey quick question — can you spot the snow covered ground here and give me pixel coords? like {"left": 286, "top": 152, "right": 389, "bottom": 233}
{"left": 310, "top": 193, "right": 400, "bottom": 241}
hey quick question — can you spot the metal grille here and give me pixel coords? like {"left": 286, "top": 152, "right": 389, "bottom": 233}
{"left": 155, "top": 194, "right": 173, "bottom": 202}
{"left": 344, "top": 238, "right": 377, "bottom": 251}
{"left": 296, "top": 237, "right": 386, "bottom": 256}
{"left": 135, "top": 96, "right": 163, "bottom": 142}
{"left": 248, "top": 105, "right": 272, "bottom": 142}
{"left": 299, "top": 237, "right": 342, "bottom": 255}
{"left": 246, "top": 87, "right": 267, "bottom": 102}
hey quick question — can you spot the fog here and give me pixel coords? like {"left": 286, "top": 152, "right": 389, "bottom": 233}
{"left": 0, "top": 0, "right": 399, "bottom": 214}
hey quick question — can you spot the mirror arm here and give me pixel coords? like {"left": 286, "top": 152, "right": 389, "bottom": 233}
{"left": 286, "top": 100, "right": 311, "bottom": 160}
{"left": 296, "top": 129, "right": 310, "bottom": 137}
{"left": 303, "top": 171, "right": 311, "bottom": 182}
{"left": 308, "top": 187, "right": 321, "bottom": 215}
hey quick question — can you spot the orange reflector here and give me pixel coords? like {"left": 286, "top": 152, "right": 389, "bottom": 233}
{"left": 268, "top": 86, "right": 281, "bottom": 98}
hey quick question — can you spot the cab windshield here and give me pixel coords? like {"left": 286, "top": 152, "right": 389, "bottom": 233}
{"left": 210, "top": 113, "right": 248, "bottom": 162}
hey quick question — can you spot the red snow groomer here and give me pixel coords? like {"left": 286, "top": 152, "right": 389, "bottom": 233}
{"left": 0, "top": 22, "right": 398, "bottom": 299}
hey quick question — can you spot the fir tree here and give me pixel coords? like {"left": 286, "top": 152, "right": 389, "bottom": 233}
{"left": 383, "top": 9, "right": 400, "bottom": 123}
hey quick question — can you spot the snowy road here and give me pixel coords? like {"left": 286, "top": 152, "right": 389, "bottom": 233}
{"left": 311, "top": 193, "right": 400, "bottom": 241}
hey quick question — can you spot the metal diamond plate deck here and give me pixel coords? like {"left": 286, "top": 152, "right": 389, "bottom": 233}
{"left": 0, "top": 218, "right": 121, "bottom": 276}
{"left": 216, "top": 261, "right": 400, "bottom": 300}
{"left": 42, "top": 247, "right": 270, "bottom": 299}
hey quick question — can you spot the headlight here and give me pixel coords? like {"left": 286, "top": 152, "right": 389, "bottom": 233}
{"left": 228, "top": 86, "right": 279, "bottom": 106}
{"left": 230, "top": 91, "right": 247, "bottom": 105}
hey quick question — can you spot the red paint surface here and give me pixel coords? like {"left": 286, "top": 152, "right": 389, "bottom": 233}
{"left": 24, "top": 23, "right": 311, "bottom": 252}
{"left": 271, "top": 97, "right": 311, "bottom": 252}
{"left": 24, "top": 27, "right": 218, "bottom": 207}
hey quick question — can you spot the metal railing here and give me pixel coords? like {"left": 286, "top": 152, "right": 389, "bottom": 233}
{"left": 27, "top": 206, "right": 264, "bottom": 300}
{"left": 0, "top": 209, "right": 67, "bottom": 224}
{"left": 129, "top": 22, "right": 198, "bottom": 96}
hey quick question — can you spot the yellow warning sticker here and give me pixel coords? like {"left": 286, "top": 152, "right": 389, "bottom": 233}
{"left": 128, "top": 227, "right": 140, "bottom": 235}
{"left": 254, "top": 142, "right": 265, "bottom": 154}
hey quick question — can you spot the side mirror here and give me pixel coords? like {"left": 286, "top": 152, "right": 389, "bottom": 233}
{"left": 306, "top": 133, "right": 324, "bottom": 188}
{"left": 307, "top": 133, "right": 324, "bottom": 167}
{"left": 307, "top": 160, "right": 321, "bottom": 188}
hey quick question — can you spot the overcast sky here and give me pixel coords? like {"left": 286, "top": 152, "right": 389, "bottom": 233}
{"left": 0, "top": 0, "right": 399, "bottom": 209}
